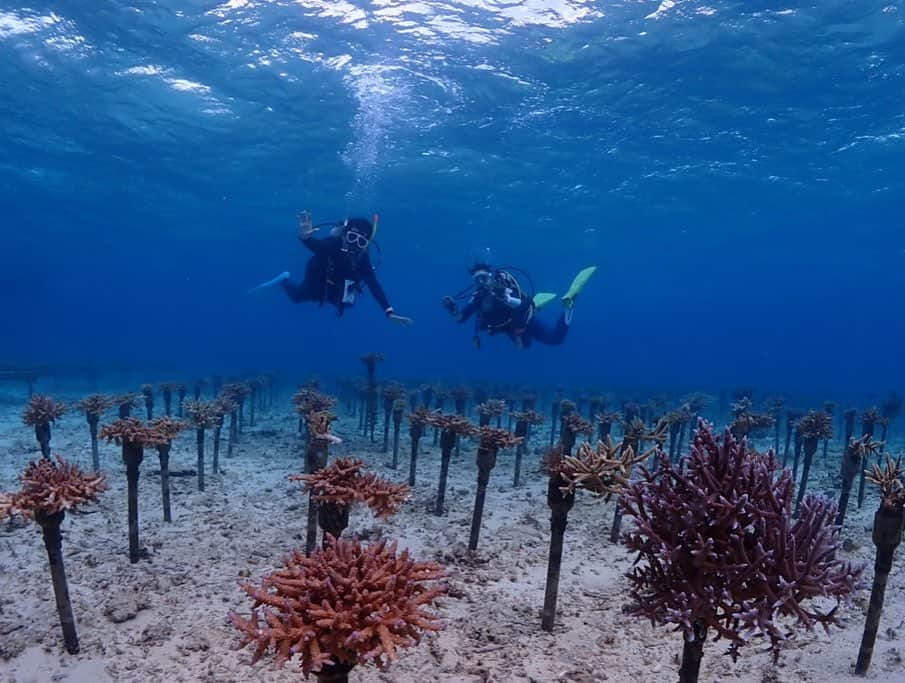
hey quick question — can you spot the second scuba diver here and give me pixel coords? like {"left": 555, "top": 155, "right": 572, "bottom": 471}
{"left": 442, "top": 255, "right": 596, "bottom": 349}
{"left": 250, "top": 211, "right": 413, "bottom": 326}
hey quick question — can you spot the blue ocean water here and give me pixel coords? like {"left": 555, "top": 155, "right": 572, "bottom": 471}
{"left": 1, "top": 1, "right": 903, "bottom": 396}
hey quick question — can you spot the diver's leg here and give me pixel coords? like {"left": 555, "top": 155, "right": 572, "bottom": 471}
{"left": 526, "top": 314, "right": 570, "bottom": 346}
{"left": 247, "top": 271, "right": 290, "bottom": 294}
{"left": 281, "top": 277, "right": 316, "bottom": 304}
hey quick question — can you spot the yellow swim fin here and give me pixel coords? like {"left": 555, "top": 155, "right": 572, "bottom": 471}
{"left": 533, "top": 292, "right": 557, "bottom": 310}
{"left": 561, "top": 266, "right": 597, "bottom": 308}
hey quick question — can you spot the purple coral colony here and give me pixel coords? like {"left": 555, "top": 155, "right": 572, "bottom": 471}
{"left": 3, "top": 367, "right": 905, "bottom": 682}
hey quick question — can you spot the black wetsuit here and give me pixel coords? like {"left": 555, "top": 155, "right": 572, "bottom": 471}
{"left": 282, "top": 235, "right": 392, "bottom": 315}
{"left": 456, "top": 273, "right": 569, "bottom": 347}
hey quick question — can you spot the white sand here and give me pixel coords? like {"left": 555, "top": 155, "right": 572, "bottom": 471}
{"left": 1, "top": 389, "right": 904, "bottom": 683}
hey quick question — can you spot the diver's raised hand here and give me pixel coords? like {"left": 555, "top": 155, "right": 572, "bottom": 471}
{"left": 441, "top": 296, "right": 458, "bottom": 316}
{"left": 298, "top": 210, "right": 317, "bottom": 240}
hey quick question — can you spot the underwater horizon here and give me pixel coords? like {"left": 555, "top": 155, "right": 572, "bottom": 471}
{"left": 2, "top": 0, "right": 905, "bottom": 397}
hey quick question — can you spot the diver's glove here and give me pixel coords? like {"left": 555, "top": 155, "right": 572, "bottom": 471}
{"left": 441, "top": 296, "right": 458, "bottom": 316}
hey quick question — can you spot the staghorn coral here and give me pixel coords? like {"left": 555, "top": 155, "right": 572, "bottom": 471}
{"left": 112, "top": 392, "right": 141, "bottom": 418}
{"left": 7, "top": 456, "right": 107, "bottom": 518}
{"left": 424, "top": 412, "right": 475, "bottom": 436}
{"left": 621, "top": 421, "right": 861, "bottom": 681}
{"left": 424, "top": 412, "right": 475, "bottom": 516}
{"left": 141, "top": 383, "right": 154, "bottom": 419}
{"left": 554, "top": 437, "right": 648, "bottom": 499}
{"left": 379, "top": 384, "right": 408, "bottom": 454}
{"left": 838, "top": 435, "right": 884, "bottom": 526}
{"left": 99, "top": 417, "right": 156, "bottom": 445}
{"left": 866, "top": 456, "right": 905, "bottom": 511}
{"left": 2, "top": 456, "right": 106, "bottom": 654}
{"left": 857, "top": 454, "right": 905, "bottom": 674}
{"left": 730, "top": 396, "right": 753, "bottom": 418}
{"left": 729, "top": 411, "right": 775, "bottom": 438}
{"left": 76, "top": 394, "right": 114, "bottom": 470}
{"left": 22, "top": 394, "right": 67, "bottom": 426}
{"left": 595, "top": 410, "right": 623, "bottom": 443}
{"left": 476, "top": 399, "right": 508, "bottom": 427}
{"left": 475, "top": 426, "right": 523, "bottom": 452}
{"left": 540, "top": 436, "right": 651, "bottom": 632}
{"left": 468, "top": 427, "right": 524, "bottom": 550}
{"left": 211, "top": 394, "right": 238, "bottom": 472}
{"left": 407, "top": 408, "right": 436, "bottom": 487}
{"left": 511, "top": 409, "right": 545, "bottom": 487}
{"left": 409, "top": 406, "right": 436, "bottom": 428}
{"left": 513, "top": 409, "right": 545, "bottom": 426}
{"left": 794, "top": 410, "right": 835, "bottom": 515}
{"left": 158, "top": 382, "right": 186, "bottom": 416}
{"left": 147, "top": 417, "right": 189, "bottom": 522}
{"left": 147, "top": 416, "right": 189, "bottom": 444}
{"left": 622, "top": 416, "right": 668, "bottom": 446}
{"left": 292, "top": 458, "right": 410, "bottom": 522}
{"left": 230, "top": 538, "right": 445, "bottom": 680}
{"left": 76, "top": 394, "right": 112, "bottom": 418}
{"left": 23, "top": 394, "right": 67, "bottom": 459}
{"left": 183, "top": 399, "right": 222, "bottom": 491}
{"left": 308, "top": 410, "right": 341, "bottom": 444}
{"left": 561, "top": 413, "right": 594, "bottom": 439}
{"left": 390, "top": 398, "right": 407, "bottom": 468}
{"left": 182, "top": 399, "right": 221, "bottom": 428}
{"left": 798, "top": 410, "right": 834, "bottom": 440}
{"left": 101, "top": 418, "right": 159, "bottom": 563}
{"left": 294, "top": 389, "right": 338, "bottom": 417}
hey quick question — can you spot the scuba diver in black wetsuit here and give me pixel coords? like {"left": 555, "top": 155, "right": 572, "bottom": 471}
{"left": 250, "top": 211, "right": 412, "bottom": 327}
{"left": 442, "top": 254, "right": 596, "bottom": 349}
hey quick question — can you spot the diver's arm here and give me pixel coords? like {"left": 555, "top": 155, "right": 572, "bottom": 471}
{"left": 297, "top": 211, "right": 332, "bottom": 253}
{"left": 361, "top": 260, "right": 395, "bottom": 316}
{"left": 301, "top": 235, "right": 333, "bottom": 254}
{"left": 457, "top": 298, "right": 478, "bottom": 323}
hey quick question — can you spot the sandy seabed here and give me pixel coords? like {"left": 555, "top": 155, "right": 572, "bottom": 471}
{"left": 1, "top": 390, "right": 904, "bottom": 683}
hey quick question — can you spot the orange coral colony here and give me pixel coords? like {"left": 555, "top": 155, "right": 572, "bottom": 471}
{"left": 230, "top": 537, "right": 446, "bottom": 679}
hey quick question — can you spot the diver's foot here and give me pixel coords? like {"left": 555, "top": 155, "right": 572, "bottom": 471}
{"left": 561, "top": 266, "right": 597, "bottom": 309}
{"left": 247, "top": 271, "right": 290, "bottom": 294}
